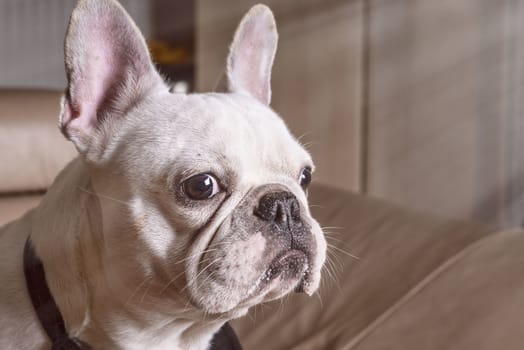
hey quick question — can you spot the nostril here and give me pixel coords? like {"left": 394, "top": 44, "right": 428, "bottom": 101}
{"left": 254, "top": 197, "right": 272, "bottom": 221}
{"left": 254, "top": 191, "right": 301, "bottom": 227}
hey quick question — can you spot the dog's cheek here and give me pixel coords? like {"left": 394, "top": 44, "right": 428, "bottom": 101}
{"left": 222, "top": 232, "right": 267, "bottom": 281}
{"left": 195, "top": 232, "right": 267, "bottom": 313}
{"left": 127, "top": 195, "right": 189, "bottom": 264}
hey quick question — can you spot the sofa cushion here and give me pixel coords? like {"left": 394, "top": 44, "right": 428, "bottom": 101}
{"left": 0, "top": 193, "right": 43, "bottom": 226}
{"left": 0, "top": 89, "right": 77, "bottom": 193}
{"left": 350, "top": 229, "right": 524, "bottom": 350}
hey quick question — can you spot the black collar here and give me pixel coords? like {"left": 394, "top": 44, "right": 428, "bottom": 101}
{"left": 23, "top": 238, "right": 242, "bottom": 350}
{"left": 23, "top": 238, "right": 90, "bottom": 350}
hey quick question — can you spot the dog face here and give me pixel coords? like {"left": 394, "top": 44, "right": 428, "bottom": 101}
{"left": 61, "top": 0, "right": 326, "bottom": 317}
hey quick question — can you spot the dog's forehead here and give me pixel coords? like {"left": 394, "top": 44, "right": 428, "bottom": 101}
{"left": 143, "top": 92, "right": 312, "bottom": 171}
{"left": 178, "top": 92, "right": 286, "bottom": 136}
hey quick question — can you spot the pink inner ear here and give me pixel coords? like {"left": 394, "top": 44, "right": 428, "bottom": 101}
{"left": 61, "top": 2, "right": 158, "bottom": 142}
{"left": 227, "top": 6, "right": 277, "bottom": 105}
{"left": 62, "top": 28, "right": 117, "bottom": 135}
{"left": 80, "top": 23, "right": 122, "bottom": 125}
{"left": 235, "top": 24, "right": 271, "bottom": 102}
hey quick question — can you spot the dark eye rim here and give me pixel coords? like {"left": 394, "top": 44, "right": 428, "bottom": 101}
{"left": 299, "top": 166, "right": 313, "bottom": 189}
{"left": 181, "top": 173, "right": 221, "bottom": 200}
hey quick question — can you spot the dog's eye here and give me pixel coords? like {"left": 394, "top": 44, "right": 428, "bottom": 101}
{"left": 299, "top": 167, "right": 312, "bottom": 190}
{"left": 183, "top": 174, "right": 220, "bottom": 200}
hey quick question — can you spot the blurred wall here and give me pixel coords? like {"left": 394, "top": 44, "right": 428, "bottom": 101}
{"left": 0, "top": 0, "right": 150, "bottom": 89}
{"left": 366, "top": 0, "right": 524, "bottom": 227}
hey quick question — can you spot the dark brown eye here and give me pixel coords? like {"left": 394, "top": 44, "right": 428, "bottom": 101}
{"left": 182, "top": 174, "right": 220, "bottom": 200}
{"left": 299, "top": 167, "right": 312, "bottom": 190}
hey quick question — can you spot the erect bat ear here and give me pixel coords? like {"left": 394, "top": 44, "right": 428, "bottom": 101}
{"left": 226, "top": 4, "right": 278, "bottom": 106}
{"left": 59, "top": 0, "right": 165, "bottom": 155}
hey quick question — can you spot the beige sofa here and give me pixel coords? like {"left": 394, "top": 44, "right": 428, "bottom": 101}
{"left": 1, "top": 89, "right": 524, "bottom": 349}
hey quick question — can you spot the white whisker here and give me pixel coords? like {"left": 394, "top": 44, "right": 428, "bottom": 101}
{"left": 326, "top": 243, "right": 361, "bottom": 261}
{"left": 77, "top": 186, "right": 129, "bottom": 206}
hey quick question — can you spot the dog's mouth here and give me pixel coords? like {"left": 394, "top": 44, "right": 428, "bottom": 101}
{"left": 251, "top": 249, "right": 310, "bottom": 297}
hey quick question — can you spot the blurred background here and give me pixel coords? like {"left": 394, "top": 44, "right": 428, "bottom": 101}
{"left": 1, "top": 0, "right": 524, "bottom": 229}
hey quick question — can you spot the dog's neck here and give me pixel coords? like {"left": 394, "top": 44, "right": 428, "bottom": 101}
{"left": 29, "top": 158, "right": 225, "bottom": 349}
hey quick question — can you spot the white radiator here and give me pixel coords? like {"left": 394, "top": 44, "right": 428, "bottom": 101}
{"left": 0, "top": 0, "right": 151, "bottom": 89}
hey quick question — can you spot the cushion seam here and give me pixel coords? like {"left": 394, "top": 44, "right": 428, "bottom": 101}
{"left": 343, "top": 229, "right": 521, "bottom": 350}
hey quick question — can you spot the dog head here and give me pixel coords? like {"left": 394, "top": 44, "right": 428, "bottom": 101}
{"left": 61, "top": 0, "right": 326, "bottom": 317}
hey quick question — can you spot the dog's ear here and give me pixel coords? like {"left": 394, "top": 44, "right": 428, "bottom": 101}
{"left": 59, "top": 0, "right": 165, "bottom": 155}
{"left": 226, "top": 4, "right": 278, "bottom": 105}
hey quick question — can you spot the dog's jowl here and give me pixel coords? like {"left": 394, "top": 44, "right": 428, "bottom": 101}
{"left": 0, "top": 0, "right": 326, "bottom": 349}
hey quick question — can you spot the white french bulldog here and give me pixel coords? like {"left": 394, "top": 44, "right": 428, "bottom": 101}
{"left": 0, "top": 0, "right": 326, "bottom": 349}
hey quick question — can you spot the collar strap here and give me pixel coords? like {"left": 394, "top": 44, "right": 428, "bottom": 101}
{"left": 23, "top": 238, "right": 90, "bottom": 350}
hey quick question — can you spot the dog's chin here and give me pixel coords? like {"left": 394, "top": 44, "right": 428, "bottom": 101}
{"left": 193, "top": 250, "right": 312, "bottom": 316}
{"left": 249, "top": 249, "right": 310, "bottom": 302}
{"left": 189, "top": 250, "right": 323, "bottom": 320}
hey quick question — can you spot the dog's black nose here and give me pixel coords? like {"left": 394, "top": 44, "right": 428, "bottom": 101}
{"left": 254, "top": 191, "right": 301, "bottom": 229}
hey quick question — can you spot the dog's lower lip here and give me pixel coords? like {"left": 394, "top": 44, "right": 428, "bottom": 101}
{"left": 262, "top": 249, "right": 308, "bottom": 285}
